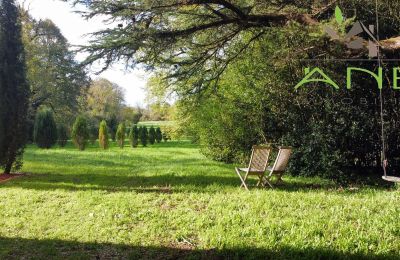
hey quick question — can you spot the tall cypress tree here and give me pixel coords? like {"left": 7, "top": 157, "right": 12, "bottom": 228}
{"left": 0, "top": 0, "right": 30, "bottom": 174}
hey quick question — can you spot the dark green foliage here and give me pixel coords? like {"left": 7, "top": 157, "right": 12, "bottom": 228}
{"left": 148, "top": 126, "right": 156, "bottom": 145}
{"left": 107, "top": 116, "right": 118, "bottom": 141}
{"left": 0, "top": 0, "right": 30, "bottom": 173}
{"left": 98, "top": 120, "right": 109, "bottom": 150}
{"left": 33, "top": 109, "right": 57, "bottom": 149}
{"left": 140, "top": 127, "right": 148, "bottom": 147}
{"left": 57, "top": 125, "right": 68, "bottom": 147}
{"left": 129, "top": 125, "right": 139, "bottom": 148}
{"left": 155, "top": 127, "right": 162, "bottom": 143}
{"left": 115, "top": 123, "right": 126, "bottom": 148}
{"left": 71, "top": 116, "right": 89, "bottom": 151}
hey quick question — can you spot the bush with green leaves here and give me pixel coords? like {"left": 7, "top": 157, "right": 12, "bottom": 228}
{"left": 98, "top": 120, "right": 109, "bottom": 149}
{"left": 148, "top": 126, "right": 156, "bottom": 145}
{"left": 140, "top": 126, "right": 148, "bottom": 147}
{"left": 33, "top": 109, "right": 58, "bottom": 149}
{"left": 88, "top": 124, "right": 98, "bottom": 145}
{"left": 116, "top": 123, "right": 126, "bottom": 148}
{"left": 71, "top": 116, "right": 89, "bottom": 151}
{"left": 129, "top": 125, "right": 139, "bottom": 148}
{"left": 155, "top": 127, "right": 162, "bottom": 143}
{"left": 57, "top": 125, "right": 68, "bottom": 147}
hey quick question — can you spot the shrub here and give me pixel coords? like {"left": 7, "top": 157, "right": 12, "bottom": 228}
{"left": 140, "top": 126, "right": 148, "bottom": 147}
{"left": 71, "top": 116, "right": 89, "bottom": 151}
{"left": 148, "top": 126, "right": 156, "bottom": 145}
{"left": 155, "top": 127, "right": 162, "bottom": 143}
{"left": 33, "top": 109, "right": 58, "bottom": 149}
{"left": 116, "top": 123, "right": 126, "bottom": 148}
{"left": 57, "top": 125, "right": 68, "bottom": 147}
{"left": 129, "top": 125, "right": 139, "bottom": 148}
{"left": 98, "top": 120, "right": 109, "bottom": 149}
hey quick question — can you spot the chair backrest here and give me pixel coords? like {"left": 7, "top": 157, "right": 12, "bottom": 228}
{"left": 271, "top": 147, "right": 292, "bottom": 172}
{"left": 248, "top": 145, "right": 271, "bottom": 172}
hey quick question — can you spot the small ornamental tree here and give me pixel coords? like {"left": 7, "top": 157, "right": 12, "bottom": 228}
{"left": 129, "top": 125, "right": 139, "bottom": 148}
{"left": 58, "top": 125, "right": 68, "bottom": 147}
{"left": 116, "top": 122, "right": 126, "bottom": 148}
{"left": 71, "top": 116, "right": 89, "bottom": 151}
{"left": 140, "top": 126, "right": 148, "bottom": 147}
{"left": 155, "top": 127, "right": 162, "bottom": 143}
{"left": 33, "top": 109, "right": 58, "bottom": 149}
{"left": 148, "top": 126, "right": 156, "bottom": 145}
{"left": 98, "top": 120, "right": 109, "bottom": 149}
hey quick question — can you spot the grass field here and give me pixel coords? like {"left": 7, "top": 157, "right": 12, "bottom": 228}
{"left": 0, "top": 141, "right": 399, "bottom": 259}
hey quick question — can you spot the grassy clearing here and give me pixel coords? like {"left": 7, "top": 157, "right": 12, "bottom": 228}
{"left": 0, "top": 141, "right": 399, "bottom": 259}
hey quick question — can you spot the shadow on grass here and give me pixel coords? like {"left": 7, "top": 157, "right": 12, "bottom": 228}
{"left": 2, "top": 171, "right": 392, "bottom": 194}
{"left": 0, "top": 236, "right": 397, "bottom": 260}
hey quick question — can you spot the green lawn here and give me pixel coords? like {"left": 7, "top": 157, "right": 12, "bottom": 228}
{"left": 0, "top": 141, "right": 399, "bottom": 259}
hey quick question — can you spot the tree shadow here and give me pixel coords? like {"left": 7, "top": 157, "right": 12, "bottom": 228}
{"left": 0, "top": 236, "right": 396, "bottom": 259}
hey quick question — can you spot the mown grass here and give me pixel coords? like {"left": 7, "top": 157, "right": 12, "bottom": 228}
{"left": 0, "top": 141, "right": 399, "bottom": 259}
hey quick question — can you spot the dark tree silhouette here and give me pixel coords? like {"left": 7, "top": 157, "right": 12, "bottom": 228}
{"left": 0, "top": 0, "right": 30, "bottom": 173}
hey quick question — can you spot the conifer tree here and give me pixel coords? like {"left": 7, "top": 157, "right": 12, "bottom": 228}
{"left": 155, "top": 127, "right": 162, "bottom": 143}
{"left": 148, "top": 126, "right": 156, "bottom": 145}
{"left": 0, "top": 0, "right": 30, "bottom": 173}
{"left": 33, "top": 108, "right": 58, "bottom": 149}
{"left": 129, "top": 125, "right": 139, "bottom": 148}
{"left": 71, "top": 116, "right": 89, "bottom": 151}
{"left": 98, "top": 120, "right": 109, "bottom": 149}
{"left": 116, "top": 122, "right": 126, "bottom": 148}
{"left": 140, "top": 126, "right": 148, "bottom": 147}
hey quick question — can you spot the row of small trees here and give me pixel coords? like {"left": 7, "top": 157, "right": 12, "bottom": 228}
{"left": 34, "top": 109, "right": 167, "bottom": 150}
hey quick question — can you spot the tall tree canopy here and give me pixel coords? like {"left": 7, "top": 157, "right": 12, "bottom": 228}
{"left": 0, "top": 0, "right": 30, "bottom": 173}
{"left": 20, "top": 8, "right": 90, "bottom": 127}
{"left": 67, "top": 0, "right": 400, "bottom": 92}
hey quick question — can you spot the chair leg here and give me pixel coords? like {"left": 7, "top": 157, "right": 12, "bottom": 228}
{"left": 263, "top": 176, "right": 274, "bottom": 188}
{"left": 235, "top": 168, "right": 249, "bottom": 190}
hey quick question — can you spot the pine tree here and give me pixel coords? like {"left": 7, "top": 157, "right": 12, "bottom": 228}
{"left": 71, "top": 116, "right": 89, "bottom": 151}
{"left": 0, "top": 0, "right": 30, "bottom": 173}
{"left": 98, "top": 120, "right": 109, "bottom": 149}
{"left": 33, "top": 108, "right": 58, "bottom": 149}
{"left": 155, "top": 127, "right": 162, "bottom": 143}
{"left": 129, "top": 125, "right": 139, "bottom": 148}
{"left": 58, "top": 125, "right": 68, "bottom": 147}
{"left": 116, "top": 122, "right": 126, "bottom": 148}
{"left": 148, "top": 126, "right": 156, "bottom": 145}
{"left": 140, "top": 126, "right": 148, "bottom": 147}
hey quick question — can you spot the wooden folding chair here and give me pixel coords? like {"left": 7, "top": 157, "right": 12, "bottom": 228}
{"left": 263, "top": 146, "right": 292, "bottom": 188}
{"left": 235, "top": 145, "right": 272, "bottom": 190}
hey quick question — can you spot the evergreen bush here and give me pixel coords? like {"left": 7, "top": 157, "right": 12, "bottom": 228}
{"left": 71, "top": 116, "right": 89, "bottom": 151}
{"left": 98, "top": 120, "right": 109, "bottom": 149}
{"left": 148, "top": 126, "right": 156, "bottom": 145}
{"left": 140, "top": 126, "right": 148, "bottom": 147}
{"left": 129, "top": 125, "right": 139, "bottom": 148}
{"left": 33, "top": 109, "right": 58, "bottom": 149}
{"left": 116, "top": 123, "right": 126, "bottom": 148}
{"left": 155, "top": 127, "right": 162, "bottom": 143}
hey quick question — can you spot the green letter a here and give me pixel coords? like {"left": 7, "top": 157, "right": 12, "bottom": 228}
{"left": 295, "top": 68, "right": 339, "bottom": 90}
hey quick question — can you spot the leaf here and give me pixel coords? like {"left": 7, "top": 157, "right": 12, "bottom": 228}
{"left": 335, "top": 6, "right": 344, "bottom": 24}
